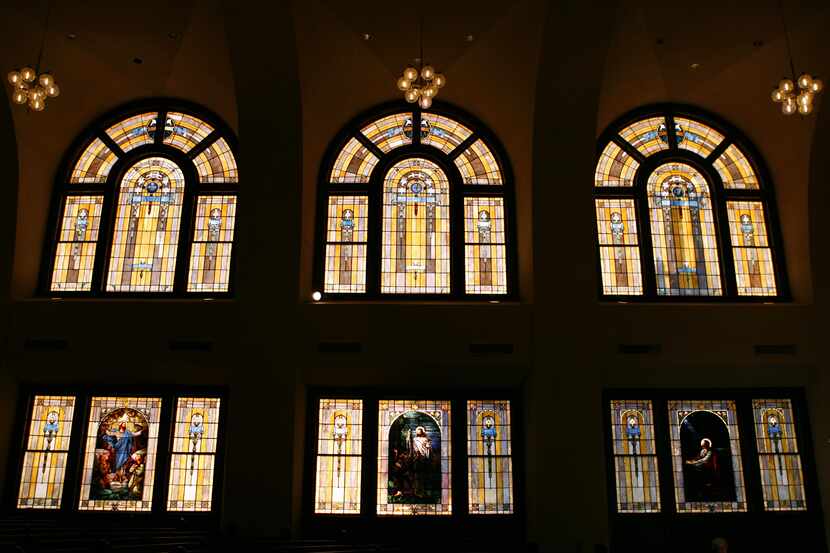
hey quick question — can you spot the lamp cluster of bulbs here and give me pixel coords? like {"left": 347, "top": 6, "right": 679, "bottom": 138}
{"left": 771, "top": 73, "right": 822, "bottom": 115}
{"left": 7, "top": 67, "right": 60, "bottom": 112}
{"left": 396, "top": 64, "right": 446, "bottom": 109}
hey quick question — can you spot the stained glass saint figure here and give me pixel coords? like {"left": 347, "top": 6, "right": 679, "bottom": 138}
{"left": 680, "top": 411, "right": 737, "bottom": 503}
{"left": 657, "top": 175, "right": 709, "bottom": 292}
{"left": 89, "top": 408, "right": 150, "bottom": 503}
{"left": 66, "top": 208, "right": 90, "bottom": 284}
{"left": 610, "top": 211, "right": 629, "bottom": 288}
{"left": 388, "top": 411, "right": 441, "bottom": 504}
{"left": 740, "top": 213, "right": 762, "bottom": 288}
{"left": 198, "top": 208, "right": 223, "bottom": 286}
{"left": 624, "top": 412, "right": 645, "bottom": 503}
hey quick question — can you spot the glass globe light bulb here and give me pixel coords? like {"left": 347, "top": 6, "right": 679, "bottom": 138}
{"left": 403, "top": 66, "right": 418, "bottom": 81}
{"left": 782, "top": 98, "right": 797, "bottom": 115}
{"left": 20, "top": 67, "right": 36, "bottom": 83}
{"left": 405, "top": 87, "right": 420, "bottom": 103}
{"left": 811, "top": 79, "right": 823, "bottom": 94}
{"left": 798, "top": 102, "right": 813, "bottom": 115}
{"left": 433, "top": 73, "right": 446, "bottom": 88}
{"left": 46, "top": 83, "right": 60, "bottom": 98}
{"left": 421, "top": 65, "right": 435, "bottom": 80}
{"left": 396, "top": 76, "right": 411, "bottom": 91}
{"left": 771, "top": 88, "right": 785, "bottom": 103}
{"left": 30, "top": 86, "right": 46, "bottom": 101}
{"left": 422, "top": 85, "right": 437, "bottom": 99}
{"left": 38, "top": 73, "right": 54, "bottom": 88}
{"left": 418, "top": 95, "right": 432, "bottom": 109}
{"left": 779, "top": 78, "right": 795, "bottom": 93}
{"left": 11, "top": 89, "right": 27, "bottom": 105}
{"left": 7, "top": 71, "right": 21, "bottom": 85}
{"left": 798, "top": 73, "right": 813, "bottom": 90}
{"left": 28, "top": 96, "right": 45, "bottom": 112}
{"left": 798, "top": 91, "right": 813, "bottom": 106}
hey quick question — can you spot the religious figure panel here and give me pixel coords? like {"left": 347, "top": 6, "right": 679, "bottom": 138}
{"left": 609, "top": 400, "right": 660, "bottom": 513}
{"left": 377, "top": 400, "right": 451, "bottom": 515}
{"left": 17, "top": 396, "right": 76, "bottom": 509}
{"left": 51, "top": 195, "right": 104, "bottom": 291}
{"left": 668, "top": 400, "right": 746, "bottom": 513}
{"left": 187, "top": 195, "right": 237, "bottom": 292}
{"left": 167, "top": 397, "right": 221, "bottom": 511}
{"left": 467, "top": 400, "right": 513, "bottom": 514}
{"left": 595, "top": 199, "right": 643, "bottom": 295}
{"left": 381, "top": 158, "right": 451, "bottom": 294}
{"left": 726, "top": 201, "right": 777, "bottom": 296}
{"left": 79, "top": 397, "right": 161, "bottom": 512}
{"left": 464, "top": 197, "right": 508, "bottom": 294}
{"left": 324, "top": 196, "right": 369, "bottom": 293}
{"left": 315, "top": 399, "right": 363, "bottom": 514}
{"left": 752, "top": 399, "right": 807, "bottom": 511}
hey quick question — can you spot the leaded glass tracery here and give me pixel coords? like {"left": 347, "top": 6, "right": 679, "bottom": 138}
{"left": 609, "top": 400, "right": 660, "bottom": 513}
{"left": 315, "top": 399, "right": 363, "bottom": 514}
{"left": 467, "top": 400, "right": 513, "bottom": 514}
{"left": 46, "top": 103, "right": 239, "bottom": 296}
{"left": 751, "top": 399, "right": 807, "bottom": 511}
{"left": 167, "top": 397, "right": 221, "bottom": 512}
{"left": 593, "top": 108, "right": 784, "bottom": 300}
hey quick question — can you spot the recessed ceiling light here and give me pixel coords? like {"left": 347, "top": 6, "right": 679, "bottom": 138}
{"left": 362, "top": 33, "right": 371, "bottom": 41}
{"left": 66, "top": 33, "right": 77, "bottom": 40}
{"left": 690, "top": 63, "right": 700, "bottom": 70}
{"left": 465, "top": 34, "right": 474, "bottom": 42}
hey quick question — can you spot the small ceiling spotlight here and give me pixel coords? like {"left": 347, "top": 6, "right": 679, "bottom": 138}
{"left": 312, "top": 291, "right": 322, "bottom": 302}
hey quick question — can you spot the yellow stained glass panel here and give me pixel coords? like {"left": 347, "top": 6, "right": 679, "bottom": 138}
{"left": 194, "top": 137, "right": 238, "bottom": 183}
{"left": 105, "top": 112, "right": 156, "bottom": 152}
{"left": 70, "top": 138, "right": 117, "bottom": 183}
{"left": 609, "top": 400, "right": 660, "bottom": 513}
{"left": 330, "top": 137, "right": 378, "bottom": 184}
{"left": 464, "top": 197, "right": 507, "bottom": 294}
{"left": 595, "top": 141, "right": 639, "bottom": 187}
{"left": 467, "top": 400, "right": 513, "bottom": 514}
{"left": 324, "top": 196, "right": 368, "bottom": 293}
{"left": 714, "top": 144, "right": 759, "bottom": 189}
{"left": 361, "top": 113, "right": 412, "bottom": 152}
{"left": 675, "top": 117, "right": 724, "bottom": 158}
{"left": 752, "top": 399, "right": 807, "bottom": 511}
{"left": 595, "top": 199, "right": 642, "bottom": 295}
{"left": 167, "top": 397, "right": 221, "bottom": 512}
{"left": 619, "top": 117, "right": 669, "bottom": 157}
{"left": 315, "top": 399, "right": 363, "bottom": 514}
{"left": 51, "top": 195, "right": 104, "bottom": 292}
{"left": 164, "top": 112, "right": 215, "bottom": 153}
{"left": 187, "top": 195, "right": 237, "bottom": 292}
{"left": 726, "top": 201, "right": 776, "bottom": 296}
{"left": 454, "top": 139, "right": 502, "bottom": 185}
{"left": 422, "top": 113, "right": 472, "bottom": 154}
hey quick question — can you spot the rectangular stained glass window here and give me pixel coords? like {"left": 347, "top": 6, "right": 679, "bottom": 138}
{"left": 315, "top": 399, "right": 363, "bottom": 514}
{"left": 187, "top": 195, "right": 237, "bottom": 292}
{"left": 361, "top": 113, "right": 412, "bottom": 152}
{"left": 675, "top": 117, "right": 724, "bottom": 158}
{"left": 78, "top": 396, "right": 162, "bottom": 512}
{"left": 167, "top": 397, "right": 221, "bottom": 512}
{"left": 377, "top": 399, "right": 451, "bottom": 515}
{"left": 595, "top": 141, "right": 639, "bottom": 187}
{"left": 648, "top": 163, "right": 722, "bottom": 296}
{"left": 17, "top": 395, "right": 76, "bottom": 509}
{"left": 726, "top": 201, "right": 777, "bottom": 296}
{"left": 752, "top": 399, "right": 807, "bottom": 511}
{"left": 105, "top": 112, "right": 156, "bottom": 152}
{"left": 330, "top": 137, "right": 379, "bottom": 184}
{"left": 713, "top": 144, "right": 759, "bottom": 189}
{"left": 422, "top": 113, "right": 473, "bottom": 154}
{"left": 51, "top": 195, "right": 104, "bottom": 292}
{"left": 467, "top": 400, "right": 513, "bottom": 514}
{"left": 464, "top": 198, "right": 507, "bottom": 294}
{"left": 325, "top": 196, "right": 368, "bottom": 293}
{"left": 164, "top": 112, "right": 215, "bottom": 153}
{"left": 595, "top": 199, "right": 643, "bottom": 295}
{"left": 667, "top": 400, "right": 746, "bottom": 513}
{"left": 106, "top": 157, "right": 184, "bottom": 292}
{"left": 454, "top": 139, "right": 503, "bottom": 185}
{"left": 70, "top": 138, "right": 117, "bottom": 183}
{"left": 193, "top": 137, "right": 238, "bottom": 183}
{"left": 609, "top": 400, "right": 660, "bottom": 513}
{"left": 619, "top": 117, "right": 669, "bottom": 157}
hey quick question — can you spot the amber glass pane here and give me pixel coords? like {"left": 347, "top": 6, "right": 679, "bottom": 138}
{"left": 167, "top": 397, "right": 221, "bottom": 512}
{"left": 595, "top": 141, "right": 638, "bottom": 187}
{"left": 467, "top": 400, "right": 513, "bottom": 514}
{"left": 315, "top": 399, "right": 363, "bottom": 514}
{"left": 595, "top": 199, "right": 642, "bottom": 295}
{"left": 51, "top": 196, "right": 104, "bottom": 292}
{"left": 609, "top": 400, "right": 660, "bottom": 513}
{"left": 187, "top": 195, "right": 237, "bottom": 293}
{"left": 619, "top": 117, "right": 669, "bottom": 157}
{"left": 70, "top": 138, "right": 117, "bottom": 183}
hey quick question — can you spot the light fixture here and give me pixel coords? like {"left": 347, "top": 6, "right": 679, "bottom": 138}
{"left": 770, "top": 2, "right": 822, "bottom": 116}
{"left": 396, "top": 18, "right": 445, "bottom": 108}
{"left": 7, "top": 2, "right": 60, "bottom": 112}
{"left": 312, "top": 291, "right": 322, "bottom": 302}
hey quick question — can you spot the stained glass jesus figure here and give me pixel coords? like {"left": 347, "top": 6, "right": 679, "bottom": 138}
{"left": 103, "top": 417, "right": 143, "bottom": 476}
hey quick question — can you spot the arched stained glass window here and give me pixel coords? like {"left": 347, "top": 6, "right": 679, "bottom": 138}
{"left": 317, "top": 104, "right": 514, "bottom": 299}
{"left": 45, "top": 101, "right": 239, "bottom": 296}
{"left": 593, "top": 106, "right": 786, "bottom": 300}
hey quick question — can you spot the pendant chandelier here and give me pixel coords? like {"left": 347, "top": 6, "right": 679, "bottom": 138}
{"left": 395, "top": 17, "right": 445, "bottom": 109}
{"left": 770, "top": 1, "right": 822, "bottom": 116}
{"left": 6, "top": 1, "right": 60, "bottom": 112}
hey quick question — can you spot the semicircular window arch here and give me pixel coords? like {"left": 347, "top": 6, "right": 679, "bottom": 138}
{"left": 46, "top": 102, "right": 239, "bottom": 296}
{"left": 318, "top": 106, "right": 514, "bottom": 298}
{"left": 593, "top": 106, "right": 786, "bottom": 300}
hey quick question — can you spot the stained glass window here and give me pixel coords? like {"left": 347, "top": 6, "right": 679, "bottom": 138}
{"left": 726, "top": 201, "right": 777, "bottom": 296}
{"left": 467, "top": 400, "right": 513, "bottom": 514}
{"left": 464, "top": 198, "right": 507, "bottom": 294}
{"left": 361, "top": 113, "right": 412, "bottom": 152}
{"left": 595, "top": 199, "right": 643, "bottom": 295}
{"left": 78, "top": 396, "right": 162, "bottom": 512}
{"left": 315, "top": 399, "right": 363, "bottom": 514}
{"left": 106, "top": 157, "right": 184, "bottom": 292}
{"left": 193, "top": 137, "right": 238, "bottom": 183}
{"left": 609, "top": 400, "right": 660, "bottom": 513}
{"left": 167, "top": 397, "right": 221, "bottom": 512}
{"left": 377, "top": 399, "right": 451, "bottom": 515}
{"left": 324, "top": 196, "right": 368, "bottom": 293}
{"left": 50, "top": 195, "right": 104, "bottom": 292}
{"left": 648, "top": 163, "right": 722, "bottom": 296}
{"left": 674, "top": 117, "right": 724, "bottom": 158}
{"left": 714, "top": 144, "right": 759, "bottom": 190}
{"left": 330, "top": 137, "right": 379, "bottom": 184}
{"left": 752, "top": 399, "right": 807, "bottom": 511}
{"left": 105, "top": 112, "right": 156, "bottom": 152}
{"left": 421, "top": 113, "right": 472, "bottom": 154}
{"left": 381, "top": 158, "right": 451, "bottom": 294}
{"left": 667, "top": 399, "right": 746, "bottom": 513}
{"left": 187, "top": 195, "right": 237, "bottom": 292}
{"left": 17, "top": 395, "right": 76, "bottom": 509}
{"left": 163, "top": 112, "right": 215, "bottom": 153}
{"left": 455, "top": 139, "right": 503, "bottom": 185}
{"left": 70, "top": 138, "right": 117, "bottom": 183}
{"left": 595, "top": 141, "right": 638, "bottom": 187}
{"left": 619, "top": 117, "right": 669, "bottom": 157}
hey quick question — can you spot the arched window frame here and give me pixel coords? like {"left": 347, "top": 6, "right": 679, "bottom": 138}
{"left": 40, "top": 99, "right": 239, "bottom": 298}
{"left": 593, "top": 104, "right": 789, "bottom": 301}
{"left": 315, "top": 102, "right": 517, "bottom": 300}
